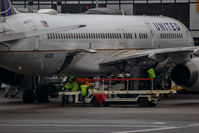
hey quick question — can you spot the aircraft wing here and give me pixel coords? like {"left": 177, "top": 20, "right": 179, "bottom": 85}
{"left": 0, "top": 24, "right": 86, "bottom": 42}
{"left": 100, "top": 47, "right": 199, "bottom": 66}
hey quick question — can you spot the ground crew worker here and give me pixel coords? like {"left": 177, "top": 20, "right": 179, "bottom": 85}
{"left": 71, "top": 78, "right": 79, "bottom": 103}
{"left": 147, "top": 68, "right": 156, "bottom": 89}
{"left": 61, "top": 80, "right": 72, "bottom": 105}
{"left": 80, "top": 83, "right": 88, "bottom": 107}
{"left": 147, "top": 68, "right": 156, "bottom": 79}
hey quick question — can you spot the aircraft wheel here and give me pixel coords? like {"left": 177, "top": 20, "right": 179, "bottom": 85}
{"left": 138, "top": 97, "right": 149, "bottom": 107}
{"left": 23, "top": 89, "right": 35, "bottom": 103}
{"left": 103, "top": 102, "right": 110, "bottom": 107}
{"left": 36, "top": 87, "right": 49, "bottom": 103}
{"left": 91, "top": 98, "right": 101, "bottom": 107}
{"left": 148, "top": 101, "right": 157, "bottom": 107}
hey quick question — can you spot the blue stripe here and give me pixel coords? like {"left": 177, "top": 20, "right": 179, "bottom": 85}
{"left": 7, "top": 0, "right": 12, "bottom": 16}
{"left": 1, "top": 0, "right": 6, "bottom": 17}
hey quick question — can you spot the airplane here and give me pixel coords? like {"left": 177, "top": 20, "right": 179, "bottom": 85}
{"left": 0, "top": 0, "right": 199, "bottom": 103}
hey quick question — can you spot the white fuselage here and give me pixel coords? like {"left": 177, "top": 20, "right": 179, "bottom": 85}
{"left": 0, "top": 13, "right": 194, "bottom": 76}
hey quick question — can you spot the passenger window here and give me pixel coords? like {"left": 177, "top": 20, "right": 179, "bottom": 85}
{"left": 47, "top": 34, "right": 50, "bottom": 39}
{"left": 130, "top": 33, "right": 132, "bottom": 39}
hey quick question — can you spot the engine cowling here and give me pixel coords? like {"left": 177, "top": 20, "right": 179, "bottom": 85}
{"left": 170, "top": 58, "right": 199, "bottom": 91}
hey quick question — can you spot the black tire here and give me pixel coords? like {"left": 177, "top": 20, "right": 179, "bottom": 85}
{"left": 36, "top": 87, "right": 49, "bottom": 103}
{"left": 92, "top": 98, "right": 101, "bottom": 107}
{"left": 23, "top": 89, "right": 35, "bottom": 103}
{"left": 103, "top": 102, "right": 110, "bottom": 107}
{"left": 148, "top": 101, "right": 157, "bottom": 107}
{"left": 138, "top": 97, "right": 149, "bottom": 107}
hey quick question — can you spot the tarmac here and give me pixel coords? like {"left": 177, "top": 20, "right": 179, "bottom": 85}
{"left": 1, "top": 89, "right": 199, "bottom": 133}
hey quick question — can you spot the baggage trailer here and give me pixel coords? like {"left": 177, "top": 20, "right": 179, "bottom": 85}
{"left": 59, "top": 78, "right": 176, "bottom": 107}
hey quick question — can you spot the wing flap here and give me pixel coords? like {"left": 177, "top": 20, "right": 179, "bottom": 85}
{"left": 100, "top": 47, "right": 199, "bottom": 66}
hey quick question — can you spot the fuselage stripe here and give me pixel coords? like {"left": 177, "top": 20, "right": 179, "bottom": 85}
{"left": 0, "top": 0, "right": 1, "bottom": 17}
{"left": 1, "top": 0, "right": 5, "bottom": 16}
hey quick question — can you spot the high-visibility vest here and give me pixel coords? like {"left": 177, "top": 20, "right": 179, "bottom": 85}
{"left": 147, "top": 68, "right": 156, "bottom": 79}
{"left": 71, "top": 81, "right": 79, "bottom": 92}
{"left": 80, "top": 85, "right": 87, "bottom": 96}
{"left": 62, "top": 82, "right": 72, "bottom": 91}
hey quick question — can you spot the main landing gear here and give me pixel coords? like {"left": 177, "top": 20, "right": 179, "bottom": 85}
{"left": 22, "top": 76, "right": 49, "bottom": 103}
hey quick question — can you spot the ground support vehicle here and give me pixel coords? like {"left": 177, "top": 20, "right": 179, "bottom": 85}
{"left": 59, "top": 78, "right": 176, "bottom": 107}
{"left": 59, "top": 89, "right": 176, "bottom": 107}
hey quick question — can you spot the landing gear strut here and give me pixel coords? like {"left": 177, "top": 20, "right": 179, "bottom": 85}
{"left": 23, "top": 89, "right": 35, "bottom": 103}
{"left": 22, "top": 76, "right": 49, "bottom": 103}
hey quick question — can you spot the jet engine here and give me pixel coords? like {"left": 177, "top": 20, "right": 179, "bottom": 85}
{"left": 170, "top": 58, "right": 199, "bottom": 91}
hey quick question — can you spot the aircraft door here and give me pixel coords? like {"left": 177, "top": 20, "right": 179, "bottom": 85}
{"left": 28, "top": 21, "right": 40, "bottom": 50}
{"left": 145, "top": 22, "right": 159, "bottom": 48}
{"left": 117, "top": 28, "right": 126, "bottom": 48}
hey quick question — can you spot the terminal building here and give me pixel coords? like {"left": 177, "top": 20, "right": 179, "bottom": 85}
{"left": 11, "top": 0, "right": 199, "bottom": 45}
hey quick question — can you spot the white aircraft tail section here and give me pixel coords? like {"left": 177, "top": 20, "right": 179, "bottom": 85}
{"left": 0, "top": 0, "right": 16, "bottom": 17}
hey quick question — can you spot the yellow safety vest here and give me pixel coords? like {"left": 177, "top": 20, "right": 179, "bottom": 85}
{"left": 71, "top": 81, "right": 79, "bottom": 92}
{"left": 62, "top": 82, "right": 72, "bottom": 91}
{"left": 81, "top": 85, "right": 87, "bottom": 96}
{"left": 147, "top": 68, "right": 156, "bottom": 79}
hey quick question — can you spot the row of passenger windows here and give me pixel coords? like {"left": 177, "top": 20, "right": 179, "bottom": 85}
{"left": 47, "top": 33, "right": 149, "bottom": 40}
{"left": 139, "top": 33, "right": 148, "bottom": 39}
{"left": 160, "top": 33, "right": 183, "bottom": 39}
